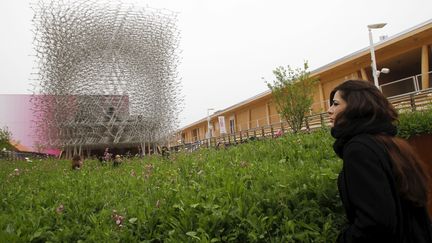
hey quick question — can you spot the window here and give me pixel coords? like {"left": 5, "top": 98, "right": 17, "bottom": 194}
{"left": 229, "top": 116, "right": 235, "bottom": 134}
{"left": 181, "top": 133, "right": 185, "bottom": 143}
{"left": 192, "top": 128, "right": 199, "bottom": 141}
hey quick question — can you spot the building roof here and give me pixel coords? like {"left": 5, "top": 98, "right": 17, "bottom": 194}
{"left": 179, "top": 18, "right": 432, "bottom": 131}
{"left": 10, "top": 140, "right": 33, "bottom": 153}
{"left": 313, "top": 18, "right": 432, "bottom": 75}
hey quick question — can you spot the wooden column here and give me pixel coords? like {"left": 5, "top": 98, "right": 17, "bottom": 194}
{"left": 360, "top": 68, "right": 368, "bottom": 81}
{"left": 234, "top": 114, "right": 238, "bottom": 133}
{"left": 247, "top": 109, "right": 251, "bottom": 129}
{"left": 318, "top": 82, "right": 325, "bottom": 111}
{"left": 266, "top": 103, "right": 271, "bottom": 125}
{"left": 421, "top": 45, "right": 430, "bottom": 90}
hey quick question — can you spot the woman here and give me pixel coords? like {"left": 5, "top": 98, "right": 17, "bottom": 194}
{"left": 327, "top": 80, "right": 432, "bottom": 242}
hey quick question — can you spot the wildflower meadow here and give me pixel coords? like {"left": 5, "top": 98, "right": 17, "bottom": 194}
{"left": 0, "top": 129, "right": 345, "bottom": 242}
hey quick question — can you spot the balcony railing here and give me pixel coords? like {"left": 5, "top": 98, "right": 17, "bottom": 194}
{"left": 381, "top": 71, "right": 432, "bottom": 98}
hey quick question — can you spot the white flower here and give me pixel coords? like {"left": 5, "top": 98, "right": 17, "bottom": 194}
{"left": 13, "top": 168, "right": 20, "bottom": 176}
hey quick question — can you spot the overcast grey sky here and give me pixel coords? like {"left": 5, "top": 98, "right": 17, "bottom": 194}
{"left": 1, "top": 0, "right": 431, "bottom": 128}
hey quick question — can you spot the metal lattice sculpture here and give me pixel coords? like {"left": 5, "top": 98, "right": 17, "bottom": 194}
{"left": 31, "top": 0, "right": 182, "bottom": 157}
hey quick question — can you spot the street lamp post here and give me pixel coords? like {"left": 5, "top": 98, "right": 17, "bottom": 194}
{"left": 368, "top": 23, "right": 387, "bottom": 89}
{"left": 206, "top": 108, "right": 214, "bottom": 139}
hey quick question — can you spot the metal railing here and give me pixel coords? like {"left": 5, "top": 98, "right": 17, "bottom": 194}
{"left": 380, "top": 71, "right": 432, "bottom": 98}
{"left": 0, "top": 150, "right": 53, "bottom": 161}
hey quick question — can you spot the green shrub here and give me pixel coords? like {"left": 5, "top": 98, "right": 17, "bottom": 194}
{"left": 0, "top": 127, "right": 13, "bottom": 151}
{"left": 397, "top": 106, "right": 432, "bottom": 139}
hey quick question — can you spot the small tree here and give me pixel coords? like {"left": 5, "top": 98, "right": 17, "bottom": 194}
{"left": 34, "top": 141, "right": 46, "bottom": 153}
{"left": 266, "top": 61, "right": 317, "bottom": 133}
{"left": 0, "top": 126, "right": 13, "bottom": 150}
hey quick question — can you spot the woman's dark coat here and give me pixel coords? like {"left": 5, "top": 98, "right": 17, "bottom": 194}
{"left": 336, "top": 133, "right": 432, "bottom": 243}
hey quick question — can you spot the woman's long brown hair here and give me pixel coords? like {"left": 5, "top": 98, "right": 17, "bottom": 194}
{"left": 375, "top": 135, "right": 430, "bottom": 206}
{"left": 331, "top": 80, "right": 430, "bottom": 206}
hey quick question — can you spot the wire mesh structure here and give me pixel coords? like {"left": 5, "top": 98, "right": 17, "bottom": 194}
{"left": 31, "top": 0, "right": 182, "bottom": 157}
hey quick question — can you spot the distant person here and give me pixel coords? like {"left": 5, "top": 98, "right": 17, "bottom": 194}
{"left": 113, "top": 154, "right": 122, "bottom": 167}
{"left": 161, "top": 146, "right": 170, "bottom": 159}
{"left": 327, "top": 80, "right": 432, "bottom": 242}
{"left": 71, "top": 154, "right": 83, "bottom": 170}
{"left": 98, "top": 156, "right": 107, "bottom": 165}
{"left": 103, "top": 147, "right": 112, "bottom": 162}
{"left": 125, "top": 150, "right": 132, "bottom": 158}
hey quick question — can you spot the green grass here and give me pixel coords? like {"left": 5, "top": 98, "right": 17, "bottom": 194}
{"left": 0, "top": 129, "right": 344, "bottom": 242}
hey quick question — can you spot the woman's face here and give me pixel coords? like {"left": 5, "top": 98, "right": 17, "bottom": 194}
{"left": 327, "top": 91, "right": 347, "bottom": 127}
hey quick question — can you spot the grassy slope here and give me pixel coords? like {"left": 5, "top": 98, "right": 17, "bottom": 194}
{"left": 0, "top": 129, "right": 344, "bottom": 242}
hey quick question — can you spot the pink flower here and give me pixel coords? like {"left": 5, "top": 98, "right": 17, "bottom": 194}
{"left": 111, "top": 210, "right": 125, "bottom": 227}
{"left": 56, "top": 204, "right": 64, "bottom": 214}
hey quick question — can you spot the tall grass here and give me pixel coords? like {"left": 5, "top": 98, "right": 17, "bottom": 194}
{"left": 0, "top": 129, "right": 344, "bottom": 242}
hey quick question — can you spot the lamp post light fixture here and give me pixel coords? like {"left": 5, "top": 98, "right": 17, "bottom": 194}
{"left": 368, "top": 23, "right": 387, "bottom": 89}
